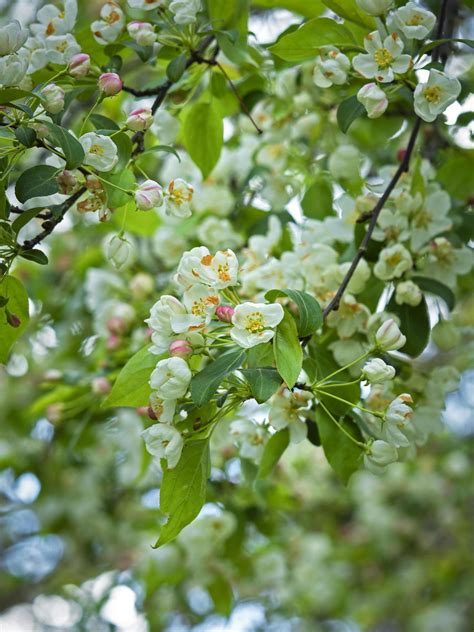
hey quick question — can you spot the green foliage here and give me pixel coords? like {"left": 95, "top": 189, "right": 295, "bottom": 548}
{"left": 100, "top": 169, "right": 135, "bottom": 209}
{"left": 322, "top": 0, "right": 376, "bottom": 28}
{"left": 156, "top": 439, "right": 210, "bottom": 547}
{"left": 337, "top": 95, "right": 366, "bottom": 133}
{"left": 265, "top": 289, "right": 323, "bottom": 337}
{"left": 242, "top": 367, "right": 282, "bottom": 402}
{"left": 273, "top": 310, "right": 303, "bottom": 388}
{"left": 103, "top": 346, "right": 158, "bottom": 408}
{"left": 388, "top": 295, "right": 431, "bottom": 357}
{"left": 190, "top": 348, "right": 246, "bottom": 404}
{"left": 301, "top": 176, "right": 334, "bottom": 220}
{"left": 412, "top": 276, "right": 455, "bottom": 311}
{"left": 15, "top": 165, "right": 59, "bottom": 203}
{"left": 183, "top": 100, "right": 224, "bottom": 178}
{"left": 0, "top": 276, "right": 29, "bottom": 364}
{"left": 316, "top": 408, "right": 363, "bottom": 484}
{"left": 43, "top": 121, "right": 85, "bottom": 169}
{"left": 258, "top": 427, "right": 290, "bottom": 478}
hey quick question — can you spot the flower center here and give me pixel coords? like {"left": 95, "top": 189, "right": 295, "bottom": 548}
{"left": 89, "top": 144, "right": 105, "bottom": 155}
{"left": 56, "top": 41, "right": 68, "bottom": 53}
{"left": 106, "top": 10, "right": 121, "bottom": 24}
{"left": 407, "top": 13, "right": 424, "bottom": 26}
{"left": 46, "top": 22, "right": 55, "bottom": 35}
{"left": 374, "top": 48, "right": 393, "bottom": 69}
{"left": 387, "top": 253, "right": 402, "bottom": 266}
{"left": 423, "top": 85, "right": 442, "bottom": 104}
{"left": 245, "top": 312, "right": 265, "bottom": 333}
{"left": 217, "top": 263, "right": 230, "bottom": 282}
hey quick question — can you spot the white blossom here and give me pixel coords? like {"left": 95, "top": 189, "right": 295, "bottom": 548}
{"left": 375, "top": 319, "right": 406, "bottom": 351}
{"left": 374, "top": 244, "right": 413, "bottom": 280}
{"left": 0, "top": 52, "right": 28, "bottom": 87}
{"left": 353, "top": 31, "right": 411, "bottom": 83}
{"left": 149, "top": 357, "right": 192, "bottom": 400}
{"left": 80, "top": 132, "right": 118, "bottom": 172}
{"left": 357, "top": 83, "right": 388, "bottom": 118}
{"left": 231, "top": 302, "right": 284, "bottom": 349}
{"left": 388, "top": 2, "right": 436, "bottom": 40}
{"left": 363, "top": 358, "right": 396, "bottom": 383}
{"left": 0, "top": 20, "right": 28, "bottom": 55}
{"left": 356, "top": 0, "right": 393, "bottom": 16}
{"left": 142, "top": 423, "right": 183, "bottom": 469}
{"left": 169, "top": 0, "right": 201, "bottom": 25}
{"left": 364, "top": 440, "right": 398, "bottom": 474}
{"left": 269, "top": 387, "right": 312, "bottom": 443}
{"left": 175, "top": 247, "right": 239, "bottom": 290}
{"left": 313, "top": 47, "right": 350, "bottom": 88}
{"left": 127, "top": 21, "right": 156, "bottom": 46}
{"left": 91, "top": 1, "right": 124, "bottom": 44}
{"left": 414, "top": 70, "right": 461, "bottom": 123}
{"left": 164, "top": 178, "right": 194, "bottom": 218}
{"left": 146, "top": 295, "right": 186, "bottom": 354}
{"left": 395, "top": 280, "right": 422, "bottom": 307}
{"left": 135, "top": 180, "right": 163, "bottom": 210}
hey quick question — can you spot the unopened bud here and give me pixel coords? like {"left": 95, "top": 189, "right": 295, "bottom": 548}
{"left": 169, "top": 339, "right": 193, "bottom": 358}
{"left": 107, "top": 316, "right": 128, "bottom": 335}
{"left": 69, "top": 53, "right": 90, "bottom": 78}
{"left": 106, "top": 334, "right": 121, "bottom": 350}
{"left": 42, "top": 83, "right": 65, "bottom": 114}
{"left": 98, "top": 72, "right": 122, "bottom": 96}
{"left": 375, "top": 319, "right": 406, "bottom": 352}
{"left": 92, "top": 377, "right": 111, "bottom": 394}
{"left": 57, "top": 170, "right": 77, "bottom": 194}
{"left": 135, "top": 180, "right": 163, "bottom": 210}
{"left": 127, "top": 21, "right": 157, "bottom": 46}
{"left": 6, "top": 310, "right": 21, "bottom": 328}
{"left": 216, "top": 305, "right": 234, "bottom": 323}
{"left": 126, "top": 106, "right": 153, "bottom": 132}
{"left": 432, "top": 320, "right": 460, "bottom": 351}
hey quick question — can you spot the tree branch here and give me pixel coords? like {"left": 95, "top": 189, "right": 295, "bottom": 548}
{"left": 322, "top": 0, "right": 450, "bottom": 319}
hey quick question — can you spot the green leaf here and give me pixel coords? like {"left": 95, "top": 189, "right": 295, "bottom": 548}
{"left": 316, "top": 408, "right": 363, "bottom": 484}
{"left": 183, "top": 100, "right": 223, "bottom": 179}
{"left": 190, "top": 348, "right": 246, "bottom": 405}
{"left": 311, "top": 345, "right": 361, "bottom": 416}
{"left": 14, "top": 126, "right": 36, "bottom": 148}
{"left": 273, "top": 310, "right": 302, "bottom": 388}
{"left": 111, "top": 132, "right": 133, "bottom": 173}
{"left": 166, "top": 53, "right": 187, "bottom": 82}
{"left": 322, "top": 0, "right": 376, "bottom": 28}
{"left": 156, "top": 439, "right": 210, "bottom": 547}
{"left": 19, "top": 249, "right": 48, "bottom": 265}
{"left": 11, "top": 208, "right": 43, "bottom": 234}
{"left": 337, "top": 95, "right": 366, "bottom": 133}
{"left": 0, "top": 276, "right": 29, "bottom": 364}
{"left": 99, "top": 168, "right": 135, "bottom": 209}
{"left": 388, "top": 295, "right": 430, "bottom": 358}
{"left": 0, "top": 88, "right": 33, "bottom": 104}
{"left": 411, "top": 276, "right": 455, "bottom": 311}
{"left": 103, "top": 345, "right": 158, "bottom": 408}
{"left": 241, "top": 367, "right": 282, "bottom": 403}
{"left": 301, "top": 176, "right": 333, "bottom": 220}
{"left": 254, "top": 0, "right": 325, "bottom": 19}
{"left": 257, "top": 428, "right": 290, "bottom": 479}
{"left": 269, "top": 17, "right": 354, "bottom": 62}
{"left": 91, "top": 113, "right": 120, "bottom": 131}
{"left": 141, "top": 144, "right": 181, "bottom": 161}
{"left": 15, "top": 165, "right": 59, "bottom": 203}
{"left": 208, "top": 573, "right": 234, "bottom": 616}
{"left": 44, "top": 121, "right": 85, "bottom": 169}
{"left": 437, "top": 149, "right": 474, "bottom": 201}
{"left": 113, "top": 201, "right": 161, "bottom": 236}
{"left": 265, "top": 288, "right": 323, "bottom": 338}
{"left": 417, "top": 38, "right": 474, "bottom": 58}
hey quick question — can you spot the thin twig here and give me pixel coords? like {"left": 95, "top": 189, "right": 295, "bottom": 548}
{"left": 214, "top": 60, "right": 263, "bottom": 134}
{"left": 322, "top": 0, "right": 449, "bottom": 319}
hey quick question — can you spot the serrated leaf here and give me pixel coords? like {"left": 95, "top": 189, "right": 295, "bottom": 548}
{"left": 0, "top": 276, "right": 29, "bottom": 364}
{"left": 269, "top": 17, "right": 355, "bottom": 61}
{"left": 257, "top": 428, "right": 290, "bottom": 478}
{"left": 103, "top": 346, "right": 159, "bottom": 408}
{"left": 15, "top": 165, "right": 59, "bottom": 203}
{"left": 337, "top": 95, "right": 365, "bottom": 133}
{"left": 265, "top": 288, "right": 322, "bottom": 338}
{"left": 44, "top": 121, "right": 85, "bottom": 169}
{"left": 273, "top": 310, "right": 302, "bottom": 388}
{"left": 183, "top": 100, "right": 223, "bottom": 178}
{"left": 316, "top": 408, "right": 363, "bottom": 484}
{"left": 190, "top": 348, "right": 245, "bottom": 405}
{"left": 241, "top": 367, "right": 281, "bottom": 403}
{"left": 155, "top": 439, "right": 210, "bottom": 547}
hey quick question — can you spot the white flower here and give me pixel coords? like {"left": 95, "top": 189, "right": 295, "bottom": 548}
{"left": 410, "top": 188, "right": 451, "bottom": 250}
{"left": 44, "top": 34, "right": 80, "bottom": 65}
{"left": 326, "top": 294, "right": 370, "bottom": 339}
{"left": 135, "top": 180, "right": 163, "bottom": 210}
{"left": 230, "top": 302, "right": 284, "bottom": 349}
{"left": 146, "top": 295, "right": 186, "bottom": 354}
{"left": 169, "top": 0, "right": 201, "bottom": 25}
{"left": 387, "top": 2, "right": 436, "bottom": 40}
{"left": 328, "top": 145, "right": 361, "bottom": 181}
{"left": 142, "top": 423, "right": 183, "bottom": 469}
{"left": 422, "top": 237, "right": 472, "bottom": 286}
{"left": 196, "top": 216, "right": 243, "bottom": 250}
{"left": 80, "top": 132, "right": 118, "bottom": 172}
{"left": 150, "top": 357, "right": 192, "bottom": 400}
{"left": 175, "top": 247, "right": 239, "bottom": 290}
{"left": 356, "top": 0, "right": 393, "bottom": 16}
{"left": 395, "top": 280, "right": 422, "bottom": 307}
{"left": 0, "top": 20, "right": 28, "bottom": 55}
{"left": 413, "top": 70, "right": 461, "bottom": 123}
{"left": 127, "top": 21, "right": 156, "bottom": 46}
{"left": 164, "top": 178, "right": 194, "bottom": 218}
{"left": 357, "top": 83, "right": 388, "bottom": 118}
{"left": 363, "top": 358, "right": 396, "bottom": 383}
{"left": 42, "top": 83, "right": 65, "bottom": 114}
{"left": 105, "top": 234, "right": 133, "bottom": 270}
{"left": 313, "top": 46, "right": 350, "bottom": 88}
{"left": 353, "top": 31, "right": 411, "bottom": 83}
{"left": 383, "top": 393, "right": 413, "bottom": 446}
{"left": 0, "top": 52, "right": 28, "bottom": 87}
{"left": 170, "top": 285, "right": 219, "bottom": 333}
{"left": 230, "top": 419, "right": 267, "bottom": 461}
{"left": 30, "top": 0, "right": 77, "bottom": 38}
{"left": 374, "top": 244, "right": 413, "bottom": 280}
{"left": 152, "top": 226, "right": 188, "bottom": 267}
{"left": 91, "top": 1, "right": 124, "bottom": 44}
{"left": 364, "top": 440, "right": 398, "bottom": 475}
{"left": 126, "top": 106, "right": 153, "bottom": 132}
{"left": 128, "top": 0, "right": 162, "bottom": 9}
{"left": 375, "top": 319, "right": 406, "bottom": 351}
{"left": 149, "top": 393, "right": 176, "bottom": 424}
{"left": 269, "top": 387, "right": 312, "bottom": 443}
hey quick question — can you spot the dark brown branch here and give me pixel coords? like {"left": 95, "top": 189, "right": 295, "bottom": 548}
{"left": 322, "top": 0, "right": 450, "bottom": 319}
{"left": 21, "top": 186, "right": 86, "bottom": 250}
{"left": 214, "top": 60, "right": 263, "bottom": 135}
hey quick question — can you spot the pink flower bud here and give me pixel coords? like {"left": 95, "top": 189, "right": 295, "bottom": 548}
{"left": 98, "top": 72, "right": 122, "bottom": 96}
{"left": 92, "top": 377, "right": 111, "bottom": 394}
{"left": 216, "top": 306, "right": 235, "bottom": 323}
{"left": 169, "top": 339, "right": 193, "bottom": 358}
{"left": 106, "top": 334, "right": 121, "bottom": 350}
{"left": 136, "top": 406, "right": 149, "bottom": 416}
{"left": 135, "top": 179, "right": 163, "bottom": 210}
{"left": 126, "top": 106, "right": 153, "bottom": 132}
{"left": 107, "top": 316, "right": 128, "bottom": 335}
{"left": 69, "top": 53, "right": 90, "bottom": 78}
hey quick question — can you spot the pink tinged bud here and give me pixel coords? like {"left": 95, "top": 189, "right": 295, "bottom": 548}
{"left": 92, "top": 377, "right": 111, "bottom": 394}
{"left": 106, "top": 334, "right": 121, "bottom": 350}
{"left": 98, "top": 72, "right": 122, "bottom": 96}
{"left": 42, "top": 83, "right": 65, "bottom": 114}
{"left": 169, "top": 339, "right": 193, "bottom": 358}
{"left": 126, "top": 106, "right": 153, "bottom": 132}
{"left": 107, "top": 316, "right": 128, "bottom": 335}
{"left": 57, "top": 170, "right": 77, "bottom": 194}
{"left": 136, "top": 406, "right": 149, "bottom": 416}
{"left": 6, "top": 310, "right": 21, "bottom": 328}
{"left": 69, "top": 53, "right": 90, "bottom": 78}
{"left": 135, "top": 180, "right": 164, "bottom": 210}
{"left": 216, "top": 306, "right": 235, "bottom": 323}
